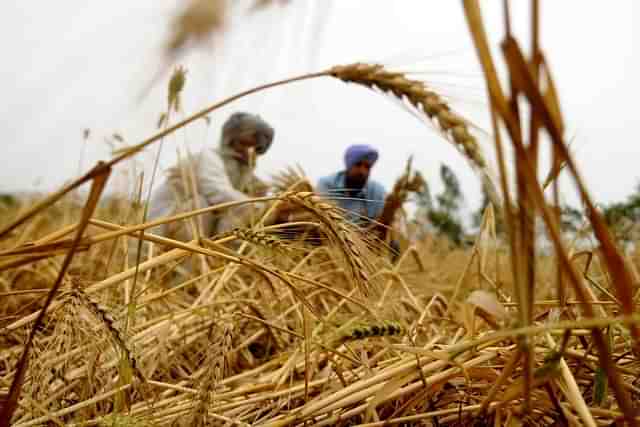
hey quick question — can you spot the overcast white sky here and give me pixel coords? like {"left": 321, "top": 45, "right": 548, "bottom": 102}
{"left": 1, "top": 1, "right": 638, "bottom": 215}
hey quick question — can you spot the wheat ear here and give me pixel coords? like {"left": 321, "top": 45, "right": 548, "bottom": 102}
{"left": 68, "top": 288, "right": 145, "bottom": 383}
{"left": 329, "top": 63, "right": 501, "bottom": 208}
{"left": 282, "top": 192, "right": 373, "bottom": 298}
{"left": 187, "top": 320, "right": 234, "bottom": 427}
{"left": 226, "top": 228, "right": 293, "bottom": 255}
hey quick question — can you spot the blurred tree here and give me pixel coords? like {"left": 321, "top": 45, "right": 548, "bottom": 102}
{"left": 600, "top": 182, "right": 640, "bottom": 243}
{"left": 414, "top": 164, "right": 466, "bottom": 245}
{"left": 472, "top": 185, "right": 505, "bottom": 234}
{"left": 0, "top": 194, "right": 17, "bottom": 207}
{"left": 602, "top": 183, "right": 640, "bottom": 225}
{"left": 559, "top": 204, "right": 584, "bottom": 233}
{"left": 414, "top": 177, "right": 433, "bottom": 211}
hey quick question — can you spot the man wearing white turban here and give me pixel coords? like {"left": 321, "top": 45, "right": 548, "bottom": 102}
{"left": 148, "top": 112, "right": 275, "bottom": 240}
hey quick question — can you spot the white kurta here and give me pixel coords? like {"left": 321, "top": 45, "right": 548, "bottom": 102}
{"left": 147, "top": 146, "right": 261, "bottom": 241}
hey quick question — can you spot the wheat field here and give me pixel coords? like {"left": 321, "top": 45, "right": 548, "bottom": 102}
{"left": 2, "top": 1, "right": 640, "bottom": 426}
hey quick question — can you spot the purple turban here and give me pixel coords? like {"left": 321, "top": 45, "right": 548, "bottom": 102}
{"left": 344, "top": 144, "right": 379, "bottom": 170}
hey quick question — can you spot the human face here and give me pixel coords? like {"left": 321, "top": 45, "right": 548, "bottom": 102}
{"left": 345, "top": 160, "right": 372, "bottom": 189}
{"left": 231, "top": 134, "right": 258, "bottom": 164}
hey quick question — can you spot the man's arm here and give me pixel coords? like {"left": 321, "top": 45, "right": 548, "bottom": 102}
{"left": 315, "top": 176, "right": 332, "bottom": 196}
{"left": 198, "top": 149, "right": 250, "bottom": 206}
{"left": 197, "top": 149, "right": 270, "bottom": 233}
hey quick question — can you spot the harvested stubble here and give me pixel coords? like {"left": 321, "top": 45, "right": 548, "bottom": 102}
{"left": 1, "top": 3, "right": 639, "bottom": 422}
{"left": 1, "top": 194, "right": 640, "bottom": 427}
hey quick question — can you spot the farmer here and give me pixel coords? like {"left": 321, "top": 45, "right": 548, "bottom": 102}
{"left": 148, "top": 112, "right": 275, "bottom": 241}
{"left": 316, "top": 144, "right": 387, "bottom": 226}
{"left": 316, "top": 144, "right": 404, "bottom": 260}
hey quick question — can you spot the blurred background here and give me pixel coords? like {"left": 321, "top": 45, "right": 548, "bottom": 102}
{"left": 1, "top": 1, "right": 637, "bottom": 221}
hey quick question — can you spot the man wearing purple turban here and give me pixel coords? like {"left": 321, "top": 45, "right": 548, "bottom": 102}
{"left": 317, "top": 144, "right": 387, "bottom": 225}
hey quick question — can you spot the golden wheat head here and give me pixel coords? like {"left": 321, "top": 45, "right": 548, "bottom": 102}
{"left": 330, "top": 63, "right": 484, "bottom": 167}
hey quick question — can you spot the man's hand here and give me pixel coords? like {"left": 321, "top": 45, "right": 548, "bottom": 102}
{"left": 366, "top": 221, "right": 389, "bottom": 241}
{"left": 281, "top": 203, "right": 319, "bottom": 222}
{"left": 274, "top": 201, "right": 298, "bottom": 222}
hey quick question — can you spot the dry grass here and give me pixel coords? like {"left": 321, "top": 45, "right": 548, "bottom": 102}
{"left": 1, "top": 2, "right": 640, "bottom": 426}
{"left": 1, "top": 189, "right": 640, "bottom": 426}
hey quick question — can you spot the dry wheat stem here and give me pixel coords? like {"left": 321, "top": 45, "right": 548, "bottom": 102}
{"left": 355, "top": 402, "right": 500, "bottom": 427}
{"left": 264, "top": 352, "right": 497, "bottom": 427}
{"left": 463, "top": 2, "right": 637, "bottom": 422}
{"left": 1, "top": 168, "right": 110, "bottom": 427}
{"left": 12, "top": 384, "right": 132, "bottom": 427}
{"left": 3, "top": 221, "right": 336, "bottom": 331}
{"left": 544, "top": 332, "right": 597, "bottom": 427}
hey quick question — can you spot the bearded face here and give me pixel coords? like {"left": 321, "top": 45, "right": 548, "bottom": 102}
{"left": 345, "top": 160, "right": 373, "bottom": 190}
{"left": 229, "top": 134, "right": 258, "bottom": 166}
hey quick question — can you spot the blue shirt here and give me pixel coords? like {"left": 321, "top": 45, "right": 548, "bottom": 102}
{"left": 316, "top": 171, "right": 387, "bottom": 225}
